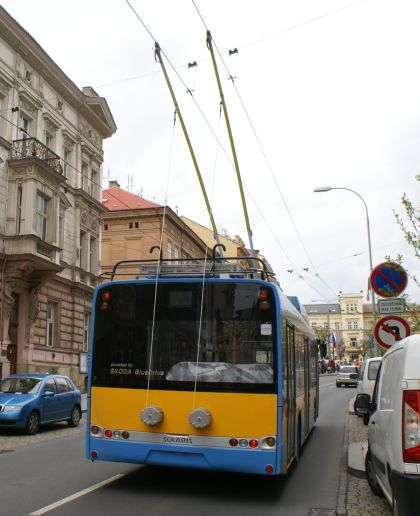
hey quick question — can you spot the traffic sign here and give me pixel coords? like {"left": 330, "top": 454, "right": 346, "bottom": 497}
{"left": 370, "top": 262, "right": 408, "bottom": 298}
{"left": 378, "top": 298, "right": 406, "bottom": 314}
{"left": 374, "top": 315, "right": 411, "bottom": 350}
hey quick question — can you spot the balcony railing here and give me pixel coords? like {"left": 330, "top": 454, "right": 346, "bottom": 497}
{"left": 11, "top": 138, "right": 63, "bottom": 176}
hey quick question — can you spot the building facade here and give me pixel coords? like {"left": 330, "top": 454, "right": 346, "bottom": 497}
{"left": 305, "top": 292, "right": 371, "bottom": 361}
{"left": 0, "top": 7, "right": 116, "bottom": 386}
{"left": 101, "top": 183, "right": 210, "bottom": 278}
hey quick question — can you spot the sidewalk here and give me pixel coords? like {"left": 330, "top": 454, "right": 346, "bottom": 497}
{"left": 340, "top": 395, "right": 391, "bottom": 516}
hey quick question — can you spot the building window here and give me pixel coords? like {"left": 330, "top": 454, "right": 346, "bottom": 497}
{"left": 347, "top": 321, "right": 352, "bottom": 329}
{"left": 83, "top": 312, "right": 90, "bottom": 352}
{"left": 16, "top": 186, "right": 22, "bottom": 234}
{"left": 90, "top": 169, "right": 98, "bottom": 198}
{"left": 174, "top": 246, "right": 179, "bottom": 264}
{"left": 19, "top": 114, "right": 30, "bottom": 139}
{"left": 129, "top": 222, "right": 133, "bottom": 229}
{"left": 36, "top": 192, "right": 48, "bottom": 240}
{"left": 63, "top": 148, "right": 73, "bottom": 180}
{"left": 334, "top": 322, "right": 340, "bottom": 330}
{"left": 82, "top": 162, "right": 89, "bottom": 191}
{"left": 59, "top": 206, "right": 65, "bottom": 260}
{"left": 104, "top": 224, "right": 108, "bottom": 231}
{"left": 89, "top": 236, "right": 96, "bottom": 273}
{"left": 46, "top": 302, "right": 56, "bottom": 347}
{"left": 353, "top": 321, "right": 359, "bottom": 329}
{"left": 166, "top": 239, "right": 172, "bottom": 259}
{"left": 135, "top": 222, "right": 139, "bottom": 229}
{"left": 79, "top": 230, "right": 86, "bottom": 269}
{"left": 45, "top": 130, "right": 54, "bottom": 149}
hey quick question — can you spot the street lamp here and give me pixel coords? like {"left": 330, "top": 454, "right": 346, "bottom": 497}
{"left": 314, "top": 186, "right": 377, "bottom": 356}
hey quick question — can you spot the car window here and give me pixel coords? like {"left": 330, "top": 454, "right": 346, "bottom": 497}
{"left": 56, "top": 377, "right": 70, "bottom": 393}
{"left": 371, "top": 363, "right": 382, "bottom": 405}
{"left": 368, "top": 360, "right": 381, "bottom": 381}
{"left": 379, "top": 352, "right": 401, "bottom": 410}
{"left": 0, "top": 377, "right": 41, "bottom": 394}
{"left": 341, "top": 366, "right": 358, "bottom": 374}
{"left": 44, "top": 378, "right": 57, "bottom": 394}
{"left": 65, "top": 378, "right": 75, "bottom": 391}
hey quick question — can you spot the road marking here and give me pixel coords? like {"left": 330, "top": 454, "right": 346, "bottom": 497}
{"left": 28, "top": 474, "right": 125, "bottom": 515}
{"left": 319, "top": 382, "right": 336, "bottom": 389}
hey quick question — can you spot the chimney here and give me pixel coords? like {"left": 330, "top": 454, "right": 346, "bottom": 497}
{"left": 109, "top": 180, "right": 120, "bottom": 188}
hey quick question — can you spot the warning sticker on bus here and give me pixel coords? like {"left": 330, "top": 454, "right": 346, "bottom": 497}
{"left": 260, "top": 323, "right": 272, "bottom": 336}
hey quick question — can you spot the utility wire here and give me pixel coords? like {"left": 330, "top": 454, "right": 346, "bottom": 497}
{"left": 191, "top": 1, "right": 337, "bottom": 299}
{"left": 95, "top": 0, "right": 367, "bottom": 91}
{"left": 123, "top": 1, "right": 337, "bottom": 301}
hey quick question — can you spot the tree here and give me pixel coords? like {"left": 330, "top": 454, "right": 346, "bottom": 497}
{"left": 393, "top": 193, "right": 419, "bottom": 287}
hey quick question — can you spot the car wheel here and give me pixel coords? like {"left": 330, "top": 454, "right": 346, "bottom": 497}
{"left": 336, "top": 383, "right": 340, "bottom": 388}
{"left": 365, "top": 449, "right": 383, "bottom": 497}
{"left": 25, "top": 411, "right": 40, "bottom": 435}
{"left": 68, "top": 406, "right": 82, "bottom": 427}
{"left": 68, "top": 406, "right": 81, "bottom": 427}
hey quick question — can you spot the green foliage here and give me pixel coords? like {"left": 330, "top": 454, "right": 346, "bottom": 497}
{"left": 392, "top": 193, "right": 419, "bottom": 288}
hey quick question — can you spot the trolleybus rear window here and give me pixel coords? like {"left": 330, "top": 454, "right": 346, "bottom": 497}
{"left": 92, "top": 282, "right": 276, "bottom": 393}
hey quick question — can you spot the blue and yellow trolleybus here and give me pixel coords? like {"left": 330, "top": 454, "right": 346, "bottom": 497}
{"left": 86, "top": 253, "right": 319, "bottom": 475}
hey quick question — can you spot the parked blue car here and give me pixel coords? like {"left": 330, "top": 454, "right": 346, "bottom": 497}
{"left": 0, "top": 374, "right": 82, "bottom": 435}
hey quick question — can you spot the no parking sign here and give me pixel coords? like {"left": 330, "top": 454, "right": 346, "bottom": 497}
{"left": 370, "top": 262, "right": 407, "bottom": 298}
{"left": 374, "top": 315, "right": 411, "bottom": 350}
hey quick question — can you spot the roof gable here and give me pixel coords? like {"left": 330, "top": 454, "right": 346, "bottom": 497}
{"left": 102, "top": 187, "right": 161, "bottom": 211}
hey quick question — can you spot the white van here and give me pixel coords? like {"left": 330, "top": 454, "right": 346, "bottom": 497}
{"left": 354, "top": 334, "right": 420, "bottom": 516}
{"left": 357, "top": 357, "right": 382, "bottom": 397}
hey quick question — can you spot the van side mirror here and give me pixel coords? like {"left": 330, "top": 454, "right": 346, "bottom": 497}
{"left": 354, "top": 393, "right": 370, "bottom": 422}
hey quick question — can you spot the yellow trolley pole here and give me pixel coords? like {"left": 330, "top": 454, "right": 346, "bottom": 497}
{"left": 206, "top": 31, "right": 256, "bottom": 262}
{"left": 154, "top": 42, "right": 222, "bottom": 253}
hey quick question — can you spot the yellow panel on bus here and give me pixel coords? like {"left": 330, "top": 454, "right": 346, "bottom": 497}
{"left": 91, "top": 387, "right": 277, "bottom": 437}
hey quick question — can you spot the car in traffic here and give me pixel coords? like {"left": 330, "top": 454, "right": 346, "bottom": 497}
{"left": 0, "top": 373, "right": 82, "bottom": 435}
{"left": 336, "top": 365, "right": 359, "bottom": 387}
{"left": 354, "top": 334, "right": 420, "bottom": 516}
{"left": 357, "top": 357, "right": 382, "bottom": 397}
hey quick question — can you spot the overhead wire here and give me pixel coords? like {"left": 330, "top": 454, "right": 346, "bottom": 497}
{"left": 123, "top": 0, "right": 339, "bottom": 300}
{"left": 191, "top": 0, "right": 338, "bottom": 299}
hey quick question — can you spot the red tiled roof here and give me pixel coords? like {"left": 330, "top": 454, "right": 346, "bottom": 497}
{"left": 102, "top": 187, "right": 161, "bottom": 211}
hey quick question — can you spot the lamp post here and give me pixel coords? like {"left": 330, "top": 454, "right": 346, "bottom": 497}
{"left": 314, "top": 186, "right": 377, "bottom": 356}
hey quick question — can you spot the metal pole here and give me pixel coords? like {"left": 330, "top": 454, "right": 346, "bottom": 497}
{"left": 205, "top": 31, "right": 256, "bottom": 262}
{"left": 330, "top": 187, "right": 377, "bottom": 356}
{"left": 154, "top": 42, "right": 222, "bottom": 253}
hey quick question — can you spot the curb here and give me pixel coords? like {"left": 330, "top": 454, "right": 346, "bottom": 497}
{"left": 348, "top": 441, "right": 367, "bottom": 479}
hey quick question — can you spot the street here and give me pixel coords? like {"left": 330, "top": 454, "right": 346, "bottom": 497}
{"left": 0, "top": 376, "right": 355, "bottom": 516}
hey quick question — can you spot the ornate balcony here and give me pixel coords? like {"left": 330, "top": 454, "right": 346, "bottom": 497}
{"left": 11, "top": 138, "right": 63, "bottom": 176}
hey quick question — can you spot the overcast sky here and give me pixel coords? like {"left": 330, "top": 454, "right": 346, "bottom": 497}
{"left": 3, "top": 0, "right": 419, "bottom": 304}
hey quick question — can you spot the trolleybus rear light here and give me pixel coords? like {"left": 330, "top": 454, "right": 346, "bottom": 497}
{"left": 90, "top": 425, "right": 102, "bottom": 436}
{"left": 104, "top": 429, "right": 113, "bottom": 438}
{"left": 122, "top": 431, "right": 130, "bottom": 439}
{"left": 229, "top": 438, "right": 238, "bottom": 447}
{"left": 265, "top": 464, "right": 274, "bottom": 473}
{"left": 99, "top": 302, "right": 109, "bottom": 311}
{"left": 259, "top": 289, "right": 269, "bottom": 299}
{"left": 101, "top": 291, "right": 111, "bottom": 301}
{"left": 249, "top": 439, "right": 259, "bottom": 448}
{"left": 113, "top": 430, "right": 121, "bottom": 439}
{"left": 264, "top": 437, "right": 276, "bottom": 447}
{"left": 239, "top": 439, "right": 248, "bottom": 447}
{"left": 91, "top": 451, "right": 98, "bottom": 459}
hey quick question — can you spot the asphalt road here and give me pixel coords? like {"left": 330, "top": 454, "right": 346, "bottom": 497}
{"left": 0, "top": 375, "right": 355, "bottom": 516}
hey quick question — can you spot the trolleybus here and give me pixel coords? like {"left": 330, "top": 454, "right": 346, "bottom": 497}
{"left": 86, "top": 252, "right": 319, "bottom": 476}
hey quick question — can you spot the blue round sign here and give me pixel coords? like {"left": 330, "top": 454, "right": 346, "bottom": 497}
{"left": 370, "top": 262, "right": 408, "bottom": 298}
